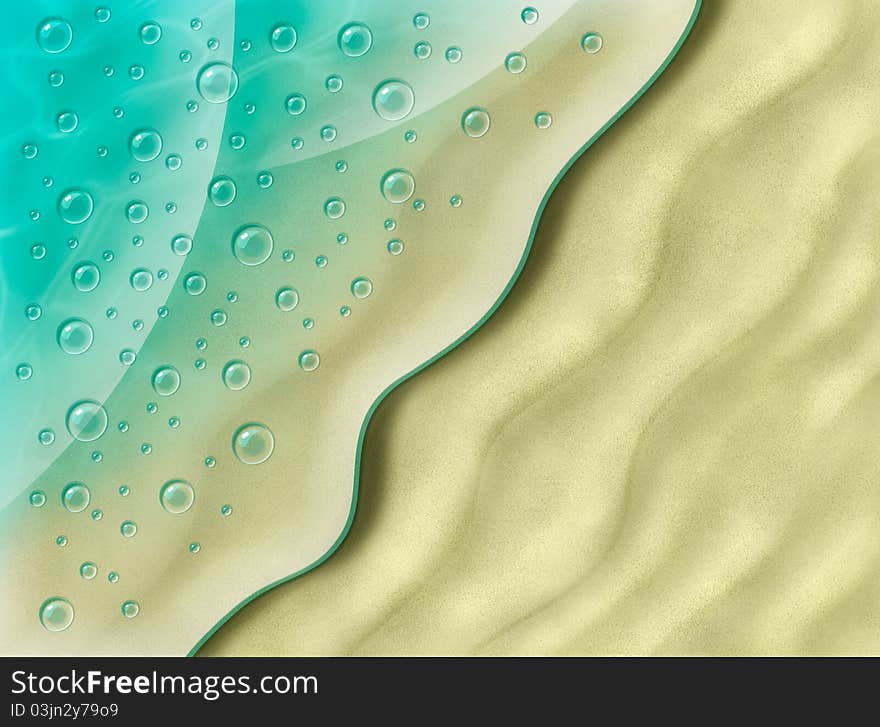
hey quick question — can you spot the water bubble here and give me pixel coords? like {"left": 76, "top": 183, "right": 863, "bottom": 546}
{"left": 61, "top": 482, "right": 90, "bottom": 513}
{"left": 351, "top": 277, "right": 373, "bottom": 299}
{"left": 130, "top": 268, "right": 153, "bottom": 291}
{"left": 129, "top": 64, "right": 145, "bottom": 81}
{"left": 168, "top": 416, "right": 180, "bottom": 428}
{"left": 121, "top": 600, "right": 140, "bottom": 618}
{"left": 196, "top": 338, "right": 208, "bottom": 351}
{"left": 387, "top": 239, "right": 404, "bottom": 255}
{"left": 129, "top": 128, "right": 162, "bottom": 161}
{"left": 133, "top": 319, "right": 144, "bottom": 332}
{"left": 244, "top": 102, "right": 255, "bottom": 114}
{"left": 191, "top": 17, "right": 202, "bottom": 30}
{"left": 534, "top": 111, "right": 553, "bottom": 129}
{"left": 72, "top": 262, "right": 100, "bottom": 292}
{"left": 222, "top": 361, "right": 251, "bottom": 391}
{"left": 120, "top": 520, "right": 137, "bottom": 538}
{"left": 505, "top": 52, "right": 527, "bottom": 73}
{"left": 39, "top": 428, "right": 55, "bottom": 445}
{"left": 152, "top": 366, "right": 181, "bottom": 396}
{"left": 325, "top": 75, "right": 343, "bottom": 93}
{"left": 404, "top": 130, "right": 416, "bottom": 143}
{"left": 205, "top": 456, "right": 217, "bottom": 468}
{"left": 196, "top": 138, "right": 208, "bottom": 151}
{"left": 208, "top": 175, "right": 237, "bottom": 206}
{"left": 232, "top": 224, "right": 273, "bottom": 266}
{"left": 221, "top": 504, "right": 233, "bottom": 516}
{"left": 43, "top": 176, "right": 54, "bottom": 187}
{"left": 372, "top": 79, "right": 415, "bottom": 121}
{"left": 39, "top": 598, "right": 74, "bottom": 632}
{"left": 461, "top": 107, "right": 490, "bottom": 138}
{"left": 66, "top": 400, "right": 108, "bottom": 442}
{"left": 55, "top": 111, "right": 79, "bottom": 134}
{"left": 147, "top": 402, "right": 158, "bottom": 414}
{"left": 96, "top": 145, "right": 108, "bottom": 158}
{"left": 80, "top": 562, "right": 97, "bottom": 579}
{"left": 445, "top": 46, "right": 462, "bottom": 63}
{"left": 56, "top": 535, "right": 68, "bottom": 547}
{"left": 581, "top": 32, "right": 603, "bottom": 54}
{"left": 270, "top": 23, "right": 297, "bottom": 52}
{"left": 113, "top": 107, "right": 124, "bottom": 118}
{"left": 172, "top": 234, "right": 193, "bottom": 255}
{"left": 140, "top": 22, "right": 162, "bottom": 45}
{"left": 57, "top": 189, "right": 94, "bottom": 224}
{"left": 30, "top": 490, "right": 47, "bottom": 507}
{"left": 320, "top": 125, "right": 337, "bottom": 142}
{"left": 36, "top": 18, "right": 73, "bottom": 54}
{"left": 323, "top": 197, "right": 346, "bottom": 219}
{"left": 413, "top": 199, "right": 426, "bottom": 212}
{"left": 106, "top": 306, "right": 118, "bottom": 318}
{"left": 413, "top": 12, "right": 430, "bottom": 29}
{"left": 338, "top": 22, "right": 372, "bottom": 57}
{"left": 384, "top": 218, "right": 397, "bottom": 231}
{"left": 31, "top": 244, "right": 46, "bottom": 260}
{"left": 298, "top": 350, "right": 320, "bottom": 372}
{"left": 336, "top": 232, "right": 349, "bottom": 244}
{"left": 183, "top": 273, "right": 207, "bottom": 297}
{"left": 91, "top": 508, "right": 103, "bottom": 520}
{"left": 232, "top": 423, "right": 275, "bottom": 465}
{"left": 303, "top": 317, "right": 315, "bottom": 330}
{"left": 282, "top": 249, "right": 295, "bottom": 262}
{"left": 340, "top": 306, "right": 351, "bottom": 317}
{"left": 119, "top": 485, "right": 130, "bottom": 496}
{"left": 49, "top": 70, "right": 64, "bottom": 87}
{"left": 240, "top": 39, "right": 252, "bottom": 51}
{"left": 165, "top": 201, "right": 178, "bottom": 214}
{"left": 166, "top": 154, "right": 182, "bottom": 170}
{"left": 275, "top": 287, "right": 299, "bottom": 311}
{"left": 291, "top": 137, "right": 304, "bottom": 150}
{"left": 197, "top": 62, "right": 239, "bottom": 103}
{"left": 207, "top": 37, "right": 219, "bottom": 50}
{"left": 108, "top": 571, "right": 119, "bottom": 583}
{"left": 22, "top": 143, "right": 38, "bottom": 159}
{"left": 285, "top": 93, "right": 306, "bottom": 115}
{"left": 315, "top": 255, "right": 328, "bottom": 268}
{"left": 521, "top": 7, "right": 539, "bottom": 24}
{"left": 189, "top": 542, "right": 201, "bottom": 554}
{"left": 414, "top": 41, "right": 432, "bottom": 59}
{"left": 380, "top": 169, "right": 415, "bottom": 204}
{"left": 160, "top": 479, "right": 195, "bottom": 514}
{"left": 335, "top": 160, "right": 348, "bottom": 173}
{"left": 211, "top": 309, "right": 227, "bottom": 326}
{"left": 257, "top": 171, "right": 273, "bottom": 188}
{"left": 119, "top": 349, "right": 136, "bottom": 366}
{"left": 195, "top": 358, "right": 206, "bottom": 370}
{"left": 57, "top": 318, "right": 94, "bottom": 355}
{"left": 229, "top": 133, "right": 246, "bottom": 150}
{"left": 450, "top": 194, "right": 463, "bottom": 207}
{"left": 126, "top": 200, "right": 149, "bottom": 223}
{"left": 17, "top": 363, "right": 33, "bottom": 381}
{"left": 240, "top": 336, "right": 251, "bottom": 348}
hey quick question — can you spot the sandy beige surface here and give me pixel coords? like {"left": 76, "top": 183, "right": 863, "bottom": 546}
{"left": 202, "top": 0, "right": 880, "bottom": 655}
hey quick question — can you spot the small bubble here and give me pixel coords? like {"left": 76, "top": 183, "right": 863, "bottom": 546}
{"left": 191, "top": 18, "right": 203, "bottom": 30}
{"left": 31, "top": 244, "right": 46, "bottom": 260}
{"left": 195, "top": 358, "right": 206, "bottom": 370}
{"left": 232, "top": 224, "right": 273, "bottom": 266}
{"left": 42, "top": 176, "right": 54, "bottom": 188}
{"left": 106, "top": 307, "right": 118, "bottom": 319}
{"left": 126, "top": 200, "right": 149, "bottom": 224}
{"left": 291, "top": 137, "right": 304, "bottom": 150}
{"left": 57, "top": 318, "right": 94, "bottom": 355}
{"left": 119, "top": 349, "right": 136, "bottom": 366}
{"left": 384, "top": 218, "right": 397, "bottom": 231}
{"left": 232, "top": 422, "right": 275, "bottom": 465}
{"left": 315, "top": 255, "right": 328, "bottom": 268}
{"left": 113, "top": 107, "right": 124, "bottom": 118}
{"left": 257, "top": 171, "right": 273, "bottom": 188}
{"left": 320, "top": 125, "right": 337, "bottom": 142}
{"left": 129, "top": 64, "right": 145, "bottom": 81}
{"left": 80, "top": 562, "right": 97, "bottom": 580}
{"left": 450, "top": 194, "right": 463, "bottom": 208}
{"left": 129, "top": 172, "right": 141, "bottom": 184}
{"left": 298, "top": 350, "right": 320, "bottom": 372}
{"left": 285, "top": 93, "right": 307, "bottom": 115}
{"left": 22, "top": 143, "right": 38, "bottom": 159}
{"left": 336, "top": 233, "right": 348, "bottom": 244}
{"left": 270, "top": 23, "right": 297, "bottom": 52}
{"left": 121, "top": 600, "right": 140, "bottom": 618}
{"left": 118, "top": 421, "right": 129, "bottom": 433}
{"left": 211, "top": 309, "right": 227, "bottom": 326}
{"left": 91, "top": 451, "right": 103, "bottom": 463}
{"left": 152, "top": 366, "right": 181, "bottom": 396}
{"left": 146, "top": 402, "right": 158, "bottom": 414}
{"left": 208, "top": 175, "right": 237, "bottom": 206}
{"left": 91, "top": 508, "right": 102, "bottom": 520}
{"left": 95, "top": 7, "right": 111, "bottom": 22}
{"left": 166, "top": 202, "right": 177, "bottom": 215}
{"left": 196, "top": 138, "right": 208, "bottom": 150}
{"left": 244, "top": 102, "right": 256, "bottom": 114}
{"left": 57, "top": 110, "right": 79, "bottom": 133}
{"left": 414, "top": 41, "right": 432, "bottom": 60}
{"left": 172, "top": 235, "right": 193, "bottom": 255}
{"left": 205, "top": 456, "right": 217, "bottom": 468}
{"left": 372, "top": 79, "right": 415, "bottom": 121}
{"left": 196, "top": 338, "right": 207, "bottom": 351}
{"left": 38, "top": 428, "right": 55, "bottom": 445}
{"left": 222, "top": 361, "right": 251, "bottom": 391}
{"left": 404, "top": 130, "right": 417, "bottom": 143}
{"left": 140, "top": 22, "right": 162, "bottom": 45}
{"left": 179, "top": 50, "right": 192, "bottom": 63}
{"left": 521, "top": 7, "right": 539, "bottom": 24}
{"left": 118, "top": 485, "right": 130, "bottom": 496}
{"left": 39, "top": 597, "right": 74, "bottom": 632}
{"left": 413, "top": 13, "right": 430, "bottom": 30}
{"left": 351, "top": 277, "right": 373, "bottom": 299}
{"left": 165, "top": 154, "right": 182, "bottom": 170}
{"left": 108, "top": 571, "right": 119, "bottom": 583}
{"left": 534, "top": 111, "right": 553, "bottom": 129}
{"left": 380, "top": 169, "right": 415, "bottom": 204}
{"left": 133, "top": 319, "right": 145, "bottom": 332}
{"left": 335, "top": 160, "right": 348, "bottom": 173}
{"left": 48, "top": 70, "right": 64, "bottom": 87}
{"left": 16, "top": 363, "right": 33, "bottom": 381}
{"left": 62, "top": 482, "right": 91, "bottom": 513}
{"left": 229, "top": 132, "right": 246, "bottom": 150}
{"left": 207, "top": 37, "right": 219, "bottom": 50}
{"left": 462, "top": 107, "right": 491, "bottom": 138}
{"left": 66, "top": 400, "right": 108, "bottom": 442}
{"left": 275, "top": 287, "right": 299, "bottom": 311}
{"left": 160, "top": 479, "right": 195, "bottom": 514}
{"left": 240, "top": 39, "right": 252, "bottom": 51}
{"left": 325, "top": 75, "right": 343, "bottom": 93}
{"left": 282, "top": 249, "right": 295, "bottom": 262}
{"left": 103, "top": 65, "right": 114, "bottom": 77}
{"left": 57, "top": 188, "right": 94, "bottom": 224}
{"left": 120, "top": 520, "right": 137, "bottom": 538}
{"left": 221, "top": 504, "right": 232, "bottom": 516}
{"left": 197, "top": 62, "right": 239, "bottom": 103}
{"left": 338, "top": 22, "right": 373, "bottom": 57}
{"left": 323, "top": 197, "right": 346, "bottom": 219}
{"left": 340, "top": 305, "right": 351, "bottom": 317}
{"left": 413, "top": 199, "right": 426, "bottom": 212}
{"left": 239, "top": 336, "right": 250, "bottom": 348}
{"left": 581, "top": 32, "right": 603, "bottom": 54}
{"left": 226, "top": 290, "right": 238, "bottom": 303}
{"left": 30, "top": 490, "right": 47, "bottom": 507}
{"left": 36, "top": 17, "right": 73, "bottom": 54}
{"left": 303, "top": 318, "right": 315, "bottom": 330}
{"left": 387, "top": 239, "right": 404, "bottom": 255}
{"left": 130, "top": 268, "right": 153, "bottom": 292}
{"left": 56, "top": 535, "right": 68, "bottom": 547}
{"left": 189, "top": 542, "right": 201, "bottom": 554}
{"left": 445, "top": 46, "right": 462, "bottom": 63}
{"left": 505, "top": 51, "right": 527, "bottom": 74}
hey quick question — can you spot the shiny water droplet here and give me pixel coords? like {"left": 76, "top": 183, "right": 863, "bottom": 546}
{"left": 445, "top": 46, "right": 462, "bottom": 63}
{"left": 38, "top": 428, "right": 55, "bottom": 445}
{"left": 139, "top": 21, "right": 162, "bottom": 45}
{"left": 315, "top": 255, "right": 328, "bottom": 268}
{"left": 387, "top": 239, "right": 404, "bottom": 255}
{"left": 413, "top": 13, "right": 430, "bottom": 30}
{"left": 232, "top": 224, "right": 273, "bottom": 266}
{"left": 228, "top": 132, "right": 246, "bottom": 150}
{"left": 380, "top": 169, "right": 415, "bottom": 204}
{"left": 80, "top": 562, "right": 97, "bottom": 580}
{"left": 323, "top": 197, "right": 346, "bottom": 219}
{"left": 39, "top": 597, "right": 74, "bottom": 632}
{"left": 72, "top": 262, "right": 100, "bottom": 292}
{"left": 184, "top": 272, "right": 207, "bottom": 296}
{"left": 414, "top": 41, "right": 432, "bottom": 60}
{"left": 335, "top": 160, "right": 348, "bottom": 173}
{"left": 160, "top": 479, "right": 195, "bottom": 514}
{"left": 338, "top": 22, "right": 372, "bottom": 57}
{"left": 17, "top": 363, "right": 33, "bottom": 381}
{"left": 505, "top": 51, "right": 527, "bottom": 73}
{"left": 285, "top": 93, "right": 306, "bottom": 115}
{"left": 61, "top": 482, "right": 90, "bottom": 513}
{"left": 257, "top": 171, "right": 273, "bottom": 188}
{"left": 351, "top": 277, "right": 373, "bottom": 299}
{"left": 189, "top": 542, "right": 201, "bottom": 554}
{"left": 57, "top": 318, "right": 94, "bottom": 355}
{"left": 129, "top": 268, "right": 153, "bottom": 292}
{"left": 298, "top": 350, "right": 320, "bottom": 372}
{"left": 108, "top": 571, "right": 119, "bottom": 583}
{"left": 275, "top": 287, "right": 299, "bottom": 311}
{"left": 95, "top": 7, "right": 111, "bottom": 22}
{"left": 152, "top": 366, "right": 181, "bottom": 396}
{"left": 384, "top": 218, "right": 397, "bottom": 231}
{"left": 48, "top": 70, "right": 64, "bottom": 87}
{"left": 120, "top": 520, "right": 137, "bottom": 538}
{"left": 119, "top": 485, "right": 130, "bottom": 496}
{"left": 126, "top": 200, "right": 149, "bottom": 223}
{"left": 22, "top": 143, "right": 38, "bottom": 159}
{"left": 30, "top": 490, "right": 47, "bottom": 507}
{"left": 221, "top": 504, "right": 232, "bottom": 516}
{"left": 270, "top": 23, "right": 297, "bottom": 52}
{"left": 196, "top": 138, "right": 208, "bottom": 150}
{"left": 534, "top": 111, "right": 553, "bottom": 129}
{"left": 210, "top": 309, "right": 227, "bottom": 326}
{"left": 57, "top": 189, "right": 94, "bottom": 224}
{"left": 172, "top": 234, "right": 193, "bottom": 255}
{"left": 56, "top": 535, "right": 68, "bottom": 547}
{"left": 197, "top": 62, "right": 239, "bottom": 103}
{"left": 67, "top": 400, "right": 107, "bottom": 442}
{"left": 208, "top": 175, "right": 237, "bottom": 206}
{"left": 320, "top": 125, "right": 337, "bottom": 142}
{"left": 581, "top": 32, "right": 603, "bottom": 54}
{"left": 129, "top": 64, "right": 145, "bottom": 81}
{"left": 91, "top": 507, "right": 103, "bottom": 519}
{"left": 119, "top": 349, "right": 136, "bottom": 366}
{"left": 450, "top": 194, "right": 463, "bottom": 207}
{"left": 232, "top": 423, "right": 275, "bottom": 465}
{"left": 336, "top": 232, "right": 349, "bottom": 244}
{"left": 121, "top": 600, "right": 140, "bottom": 618}
{"left": 521, "top": 7, "right": 539, "bottom": 24}
{"left": 413, "top": 198, "right": 426, "bottom": 212}
{"left": 36, "top": 18, "right": 73, "bottom": 54}
{"left": 462, "top": 107, "right": 491, "bottom": 138}
{"left": 222, "top": 361, "right": 251, "bottom": 391}
{"left": 290, "top": 137, "right": 304, "bottom": 150}
{"left": 340, "top": 305, "right": 351, "bottom": 317}
{"left": 325, "top": 75, "right": 343, "bottom": 93}
{"left": 165, "top": 153, "right": 182, "bottom": 170}
{"left": 372, "top": 79, "right": 415, "bottom": 121}
{"left": 129, "top": 128, "right": 162, "bottom": 161}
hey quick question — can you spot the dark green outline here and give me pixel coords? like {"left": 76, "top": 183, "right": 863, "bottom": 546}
{"left": 190, "top": 0, "right": 703, "bottom": 657}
